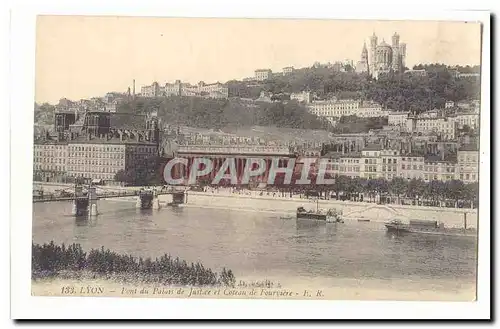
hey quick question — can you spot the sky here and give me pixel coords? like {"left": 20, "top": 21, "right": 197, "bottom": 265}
{"left": 35, "top": 16, "right": 482, "bottom": 104}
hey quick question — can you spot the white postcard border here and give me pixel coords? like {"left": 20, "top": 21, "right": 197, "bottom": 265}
{"left": 9, "top": 2, "right": 491, "bottom": 320}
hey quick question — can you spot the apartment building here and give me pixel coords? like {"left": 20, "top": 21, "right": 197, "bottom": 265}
{"left": 290, "top": 91, "right": 312, "bottom": 104}
{"left": 320, "top": 142, "right": 478, "bottom": 184}
{"left": 66, "top": 141, "right": 158, "bottom": 182}
{"left": 450, "top": 113, "right": 480, "bottom": 130}
{"left": 283, "top": 66, "right": 294, "bottom": 75}
{"left": 457, "top": 146, "right": 479, "bottom": 183}
{"left": 307, "top": 99, "right": 389, "bottom": 120}
{"left": 33, "top": 142, "right": 68, "bottom": 182}
{"left": 413, "top": 117, "right": 457, "bottom": 140}
{"left": 254, "top": 69, "right": 273, "bottom": 81}
{"left": 388, "top": 112, "right": 410, "bottom": 126}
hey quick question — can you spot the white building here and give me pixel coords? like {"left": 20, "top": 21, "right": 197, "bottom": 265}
{"left": 450, "top": 113, "right": 480, "bottom": 130}
{"left": 457, "top": 146, "right": 479, "bottom": 183}
{"left": 404, "top": 69, "right": 427, "bottom": 77}
{"left": 255, "top": 69, "right": 273, "bottom": 81}
{"left": 283, "top": 66, "right": 294, "bottom": 75}
{"left": 414, "top": 118, "right": 457, "bottom": 140}
{"left": 182, "top": 81, "right": 229, "bottom": 99}
{"left": 290, "top": 91, "right": 312, "bottom": 104}
{"left": 307, "top": 99, "right": 359, "bottom": 119}
{"left": 417, "top": 109, "right": 441, "bottom": 119}
{"left": 445, "top": 101, "right": 455, "bottom": 109}
{"left": 165, "top": 80, "right": 182, "bottom": 96}
{"left": 356, "top": 102, "right": 390, "bottom": 118}
{"left": 458, "top": 72, "right": 480, "bottom": 78}
{"left": 388, "top": 111, "right": 410, "bottom": 126}
{"left": 141, "top": 82, "right": 160, "bottom": 97}
{"left": 360, "top": 145, "right": 382, "bottom": 180}
{"left": 307, "top": 99, "right": 389, "bottom": 121}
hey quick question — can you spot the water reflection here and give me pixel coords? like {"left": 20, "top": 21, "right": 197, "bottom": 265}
{"left": 74, "top": 216, "right": 98, "bottom": 227}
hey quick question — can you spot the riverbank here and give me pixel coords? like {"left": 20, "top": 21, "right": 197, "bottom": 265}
{"left": 158, "top": 191, "right": 478, "bottom": 228}
{"left": 33, "top": 182, "right": 478, "bottom": 228}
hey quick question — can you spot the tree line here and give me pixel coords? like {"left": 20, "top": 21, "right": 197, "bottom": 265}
{"left": 286, "top": 176, "right": 478, "bottom": 208}
{"left": 32, "top": 241, "right": 236, "bottom": 287}
{"left": 118, "top": 96, "right": 330, "bottom": 130}
{"left": 248, "top": 64, "right": 480, "bottom": 113}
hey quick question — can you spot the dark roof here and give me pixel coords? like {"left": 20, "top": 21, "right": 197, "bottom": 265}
{"left": 458, "top": 144, "right": 479, "bottom": 152}
{"left": 67, "top": 136, "right": 157, "bottom": 146}
{"left": 322, "top": 151, "right": 362, "bottom": 159}
{"left": 423, "top": 154, "right": 456, "bottom": 164}
{"left": 110, "top": 113, "right": 147, "bottom": 130}
{"left": 363, "top": 144, "right": 382, "bottom": 151}
{"left": 33, "top": 139, "right": 69, "bottom": 145}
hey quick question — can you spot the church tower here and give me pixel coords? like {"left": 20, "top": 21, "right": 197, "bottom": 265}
{"left": 369, "top": 32, "right": 378, "bottom": 77}
{"left": 391, "top": 32, "right": 401, "bottom": 71}
{"left": 356, "top": 42, "right": 369, "bottom": 73}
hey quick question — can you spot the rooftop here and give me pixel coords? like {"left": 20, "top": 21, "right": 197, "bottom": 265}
{"left": 363, "top": 144, "right": 383, "bottom": 151}
{"left": 110, "top": 113, "right": 147, "bottom": 130}
{"left": 67, "top": 136, "right": 157, "bottom": 146}
{"left": 458, "top": 144, "right": 479, "bottom": 152}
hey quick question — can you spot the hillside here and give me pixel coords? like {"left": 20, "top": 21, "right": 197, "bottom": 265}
{"left": 117, "top": 96, "right": 331, "bottom": 130}
{"left": 239, "top": 64, "right": 481, "bottom": 113}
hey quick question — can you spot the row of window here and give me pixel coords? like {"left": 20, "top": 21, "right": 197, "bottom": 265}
{"left": 68, "top": 166, "right": 121, "bottom": 173}
{"left": 34, "top": 158, "right": 65, "bottom": 164}
{"left": 34, "top": 145, "right": 66, "bottom": 150}
{"left": 381, "top": 166, "right": 398, "bottom": 172}
{"left": 34, "top": 152, "right": 66, "bottom": 157}
{"left": 67, "top": 160, "right": 125, "bottom": 166}
{"left": 69, "top": 153, "right": 125, "bottom": 159}
{"left": 34, "top": 165, "right": 64, "bottom": 171}
{"left": 69, "top": 146, "right": 124, "bottom": 152}
{"left": 68, "top": 173, "right": 115, "bottom": 180}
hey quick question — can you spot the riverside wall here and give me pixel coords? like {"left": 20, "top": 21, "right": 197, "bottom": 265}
{"left": 34, "top": 182, "right": 479, "bottom": 229}
{"left": 168, "top": 191, "right": 479, "bottom": 229}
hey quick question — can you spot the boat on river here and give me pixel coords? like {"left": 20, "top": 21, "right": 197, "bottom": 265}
{"left": 296, "top": 199, "right": 344, "bottom": 223}
{"left": 384, "top": 218, "right": 477, "bottom": 237}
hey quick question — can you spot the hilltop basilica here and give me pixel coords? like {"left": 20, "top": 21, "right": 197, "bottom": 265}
{"left": 356, "top": 32, "right": 407, "bottom": 79}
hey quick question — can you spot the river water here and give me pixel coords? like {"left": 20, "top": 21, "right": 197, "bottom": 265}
{"left": 32, "top": 200, "right": 477, "bottom": 299}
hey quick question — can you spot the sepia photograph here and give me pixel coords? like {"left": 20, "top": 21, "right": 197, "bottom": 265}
{"left": 9, "top": 5, "right": 491, "bottom": 320}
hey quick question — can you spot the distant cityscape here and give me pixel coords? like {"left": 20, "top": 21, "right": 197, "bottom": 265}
{"left": 33, "top": 31, "right": 480, "bottom": 188}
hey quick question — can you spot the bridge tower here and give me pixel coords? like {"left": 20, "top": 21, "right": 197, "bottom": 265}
{"left": 152, "top": 189, "right": 161, "bottom": 210}
{"left": 71, "top": 184, "right": 90, "bottom": 216}
{"left": 88, "top": 186, "right": 98, "bottom": 216}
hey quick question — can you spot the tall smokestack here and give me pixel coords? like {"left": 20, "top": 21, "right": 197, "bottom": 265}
{"left": 133, "top": 79, "right": 136, "bottom": 97}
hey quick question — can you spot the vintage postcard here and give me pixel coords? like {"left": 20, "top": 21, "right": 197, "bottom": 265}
{"left": 11, "top": 9, "right": 490, "bottom": 319}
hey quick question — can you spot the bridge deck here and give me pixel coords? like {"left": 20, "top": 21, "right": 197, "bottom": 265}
{"left": 32, "top": 191, "right": 181, "bottom": 203}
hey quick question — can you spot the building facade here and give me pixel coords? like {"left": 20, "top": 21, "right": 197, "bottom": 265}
{"left": 66, "top": 142, "right": 158, "bottom": 181}
{"left": 33, "top": 142, "right": 68, "bottom": 182}
{"left": 34, "top": 110, "right": 161, "bottom": 183}
{"left": 414, "top": 118, "right": 457, "bottom": 140}
{"left": 457, "top": 147, "right": 479, "bottom": 183}
{"left": 307, "top": 99, "right": 389, "bottom": 120}
{"left": 388, "top": 112, "right": 410, "bottom": 126}
{"left": 255, "top": 69, "right": 273, "bottom": 81}
{"left": 290, "top": 91, "right": 312, "bottom": 103}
